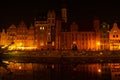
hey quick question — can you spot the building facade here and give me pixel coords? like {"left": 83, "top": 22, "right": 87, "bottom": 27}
{"left": 100, "top": 22, "right": 110, "bottom": 50}
{"left": 109, "top": 22, "right": 120, "bottom": 50}
{"left": 0, "top": 7, "right": 119, "bottom": 51}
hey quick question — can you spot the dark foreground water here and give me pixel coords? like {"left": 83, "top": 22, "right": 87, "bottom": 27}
{"left": 0, "top": 60, "right": 120, "bottom": 80}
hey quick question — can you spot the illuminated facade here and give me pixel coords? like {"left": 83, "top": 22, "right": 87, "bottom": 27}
{"left": 34, "top": 10, "right": 56, "bottom": 49}
{"left": 0, "top": 21, "right": 37, "bottom": 50}
{"left": 100, "top": 22, "right": 110, "bottom": 50}
{"left": 59, "top": 22, "right": 96, "bottom": 50}
{"left": 0, "top": 6, "right": 120, "bottom": 51}
{"left": 109, "top": 22, "right": 120, "bottom": 50}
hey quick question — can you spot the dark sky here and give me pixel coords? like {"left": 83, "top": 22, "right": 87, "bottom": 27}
{"left": 0, "top": 0, "right": 120, "bottom": 28}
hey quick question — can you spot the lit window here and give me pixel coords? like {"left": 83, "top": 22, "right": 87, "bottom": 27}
{"left": 52, "top": 41, "right": 54, "bottom": 46}
{"left": 48, "top": 32, "right": 51, "bottom": 35}
{"left": 40, "top": 27, "right": 42, "bottom": 30}
{"left": 103, "top": 25, "right": 105, "bottom": 28}
{"left": 114, "top": 30, "right": 117, "bottom": 33}
{"left": 43, "top": 27, "right": 44, "bottom": 30}
{"left": 40, "top": 27, "right": 44, "bottom": 30}
{"left": 40, "top": 42, "right": 44, "bottom": 46}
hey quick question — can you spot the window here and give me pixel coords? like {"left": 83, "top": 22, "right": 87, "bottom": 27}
{"left": 113, "top": 35, "right": 115, "bottom": 38}
{"left": 40, "top": 36, "right": 43, "bottom": 40}
{"left": 40, "top": 27, "right": 42, "bottom": 30}
{"left": 48, "top": 32, "right": 51, "bottom": 35}
{"left": 85, "top": 33, "right": 87, "bottom": 37}
{"left": 43, "top": 27, "right": 44, "bottom": 30}
{"left": 40, "top": 27, "right": 44, "bottom": 30}
{"left": 103, "top": 25, "right": 105, "bottom": 28}
{"left": 114, "top": 30, "right": 117, "bottom": 33}
{"left": 52, "top": 20, "right": 55, "bottom": 23}
{"left": 116, "top": 35, "right": 118, "bottom": 38}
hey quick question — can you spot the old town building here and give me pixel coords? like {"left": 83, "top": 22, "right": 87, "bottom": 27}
{"left": 0, "top": 6, "right": 120, "bottom": 51}
{"left": 100, "top": 22, "right": 110, "bottom": 50}
{"left": 109, "top": 22, "right": 120, "bottom": 50}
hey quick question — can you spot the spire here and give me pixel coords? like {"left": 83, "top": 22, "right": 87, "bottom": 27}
{"left": 61, "top": 3, "right": 67, "bottom": 23}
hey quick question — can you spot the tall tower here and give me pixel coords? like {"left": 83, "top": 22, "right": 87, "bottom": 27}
{"left": 47, "top": 10, "right": 56, "bottom": 26}
{"left": 93, "top": 17, "right": 101, "bottom": 50}
{"left": 47, "top": 10, "right": 56, "bottom": 49}
{"left": 93, "top": 17, "right": 100, "bottom": 32}
{"left": 61, "top": 4, "right": 67, "bottom": 23}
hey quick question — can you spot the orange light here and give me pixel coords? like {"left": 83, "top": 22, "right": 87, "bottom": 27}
{"left": 98, "top": 69, "right": 101, "bottom": 73}
{"left": 96, "top": 42, "right": 100, "bottom": 46}
{"left": 18, "top": 66, "right": 22, "bottom": 70}
{"left": 52, "top": 41, "right": 55, "bottom": 46}
{"left": 73, "top": 41, "right": 76, "bottom": 44}
{"left": 40, "top": 42, "right": 44, "bottom": 46}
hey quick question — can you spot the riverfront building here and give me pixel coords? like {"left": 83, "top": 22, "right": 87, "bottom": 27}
{"left": 0, "top": 6, "right": 119, "bottom": 51}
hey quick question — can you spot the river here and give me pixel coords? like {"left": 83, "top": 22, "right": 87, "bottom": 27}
{"left": 0, "top": 60, "right": 120, "bottom": 80}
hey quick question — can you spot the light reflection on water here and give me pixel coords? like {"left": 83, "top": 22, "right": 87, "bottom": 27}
{"left": 1, "top": 61, "right": 120, "bottom": 80}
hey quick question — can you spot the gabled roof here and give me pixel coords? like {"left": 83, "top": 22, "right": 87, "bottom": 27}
{"left": 110, "top": 22, "right": 120, "bottom": 32}
{"left": 9, "top": 24, "right": 16, "bottom": 29}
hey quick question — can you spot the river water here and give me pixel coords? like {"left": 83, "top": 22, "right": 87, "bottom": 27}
{"left": 0, "top": 60, "right": 120, "bottom": 80}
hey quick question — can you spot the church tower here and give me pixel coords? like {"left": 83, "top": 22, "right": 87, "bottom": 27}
{"left": 93, "top": 17, "right": 101, "bottom": 50}
{"left": 61, "top": 4, "right": 67, "bottom": 23}
{"left": 47, "top": 10, "right": 56, "bottom": 49}
{"left": 47, "top": 10, "right": 56, "bottom": 26}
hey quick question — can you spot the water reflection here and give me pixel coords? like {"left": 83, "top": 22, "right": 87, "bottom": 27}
{"left": 0, "top": 59, "right": 12, "bottom": 73}
{"left": 1, "top": 61, "right": 120, "bottom": 80}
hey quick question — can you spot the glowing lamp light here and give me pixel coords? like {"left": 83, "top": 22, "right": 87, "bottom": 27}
{"left": 96, "top": 42, "right": 100, "bottom": 46}
{"left": 73, "top": 41, "right": 76, "bottom": 44}
{"left": 40, "top": 42, "right": 44, "bottom": 46}
{"left": 119, "top": 46, "right": 120, "bottom": 49}
{"left": 19, "top": 66, "right": 22, "bottom": 70}
{"left": 18, "top": 43, "right": 22, "bottom": 46}
{"left": 52, "top": 41, "right": 55, "bottom": 46}
{"left": 98, "top": 69, "right": 101, "bottom": 73}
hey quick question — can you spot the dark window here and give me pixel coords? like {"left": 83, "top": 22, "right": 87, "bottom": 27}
{"left": 113, "top": 35, "right": 115, "bottom": 38}
{"left": 116, "top": 35, "right": 118, "bottom": 38}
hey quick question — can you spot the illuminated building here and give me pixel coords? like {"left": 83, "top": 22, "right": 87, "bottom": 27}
{"left": 0, "top": 5, "right": 120, "bottom": 51}
{"left": 1, "top": 29, "right": 7, "bottom": 46}
{"left": 0, "top": 21, "right": 37, "bottom": 50}
{"left": 58, "top": 17, "right": 100, "bottom": 51}
{"left": 100, "top": 22, "right": 110, "bottom": 50}
{"left": 34, "top": 10, "right": 56, "bottom": 49}
{"left": 0, "top": 5, "right": 100, "bottom": 50}
{"left": 109, "top": 22, "right": 120, "bottom": 50}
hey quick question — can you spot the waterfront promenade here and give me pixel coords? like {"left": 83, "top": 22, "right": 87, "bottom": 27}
{"left": 1, "top": 42, "right": 119, "bottom": 63}
{"left": 2, "top": 50, "right": 120, "bottom": 63}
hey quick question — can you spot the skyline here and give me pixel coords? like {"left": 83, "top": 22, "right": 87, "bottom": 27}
{"left": 0, "top": 0, "right": 120, "bottom": 28}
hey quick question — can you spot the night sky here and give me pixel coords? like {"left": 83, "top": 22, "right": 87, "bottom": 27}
{"left": 0, "top": 0, "right": 120, "bottom": 28}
